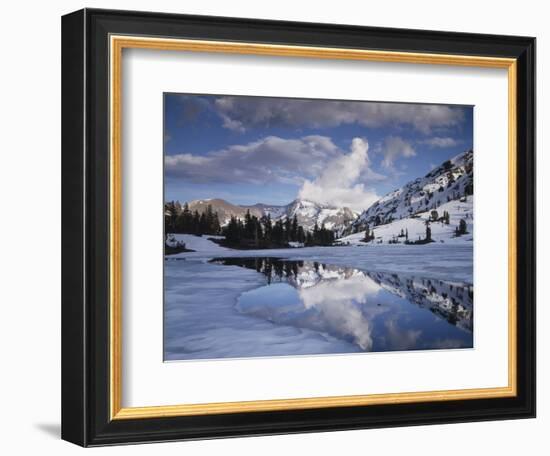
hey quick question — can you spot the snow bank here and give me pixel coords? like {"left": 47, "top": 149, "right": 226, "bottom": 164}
{"left": 167, "top": 234, "right": 473, "bottom": 284}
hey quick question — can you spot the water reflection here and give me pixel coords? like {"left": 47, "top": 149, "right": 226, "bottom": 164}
{"left": 211, "top": 257, "right": 473, "bottom": 353}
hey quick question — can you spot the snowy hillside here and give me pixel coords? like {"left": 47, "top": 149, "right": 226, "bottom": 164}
{"left": 352, "top": 150, "right": 473, "bottom": 232}
{"left": 338, "top": 196, "right": 473, "bottom": 245}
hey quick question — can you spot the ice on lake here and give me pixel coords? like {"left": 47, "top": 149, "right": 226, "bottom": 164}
{"left": 164, "top": 238, "right": 473, "bottom": 361}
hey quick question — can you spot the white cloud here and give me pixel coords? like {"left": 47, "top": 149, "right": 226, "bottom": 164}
{"left": 379, "top": 136, "right": 416, "bottom": 170}
{"left": 418, "top": 136, "right": 460, "bottom": 148}
{"left": 219, "top": 113, "right": 246, "bottom": 133}
{"left": 298, "top": 138, "right": 381, "bottom": 212}
{"left": 165, "top": 135, "right": 340, "bottom": 184}
{"left": 166, "top": 135, "right": 384, "bottom": 211}
{"left": 214, "top": 97, "right": 465, "bottom": 134}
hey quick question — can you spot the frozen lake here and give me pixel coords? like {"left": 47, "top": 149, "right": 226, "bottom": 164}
{"left": 164, "top": 235, "right": 473, "bottom": 361}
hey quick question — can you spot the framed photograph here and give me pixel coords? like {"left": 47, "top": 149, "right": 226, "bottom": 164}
{"left": 62, "top": 8, "right": 535, "bottom": 447}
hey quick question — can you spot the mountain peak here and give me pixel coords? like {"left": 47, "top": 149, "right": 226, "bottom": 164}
{"left": 178, "top": 197, "right": 356, "bottom": 234}
{"left": 285, "top": 199, "right": 356, "bottom": 235}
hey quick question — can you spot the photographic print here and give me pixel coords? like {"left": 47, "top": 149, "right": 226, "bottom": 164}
{"left": 163, "top": 94, "right": 474, "bottom": 361}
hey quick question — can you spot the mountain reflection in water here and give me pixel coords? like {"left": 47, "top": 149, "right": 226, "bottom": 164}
{"left": 210, "top": 257, "right": 473, "bottom": 353}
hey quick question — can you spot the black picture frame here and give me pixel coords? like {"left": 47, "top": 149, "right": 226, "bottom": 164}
{"left": 62, "top": 8, "right": 536, "bottom": 447}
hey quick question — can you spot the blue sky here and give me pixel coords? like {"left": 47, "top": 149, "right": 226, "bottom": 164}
{"left": 164, "top": 94, "right": 473, "bottom": 211}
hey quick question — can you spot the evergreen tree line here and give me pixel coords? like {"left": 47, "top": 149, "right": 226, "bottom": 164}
{"left": 165, "top": 202, "right": 221, "bottom": 235}
{"left": 308, "top": 222, "right": 336, "bottom": 246}
{"left": 222, "top": 210, "right": 335, "bottom": 248}
{"left": 165, "top": 203, "right": 338, "bottom": 248}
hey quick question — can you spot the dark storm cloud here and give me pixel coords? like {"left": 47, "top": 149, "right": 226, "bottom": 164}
{"left": 213, "top": 97, "right": 466, "bottom": 134}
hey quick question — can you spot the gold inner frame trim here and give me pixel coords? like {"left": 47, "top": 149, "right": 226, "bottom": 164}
{"left": 109, "top": 35, "right": 518, "bottom": 421}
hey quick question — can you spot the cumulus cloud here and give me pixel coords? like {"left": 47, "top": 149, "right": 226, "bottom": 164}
{"left": 298, "top": 138, "right": 381, "bottom": 212}
{"left": 379, "top": 136, "right": 416, "bottom": 170}
{"left": 213, "top": 97, "right": 465, "bottom": 134}
{"left": 167, "top": 135, "right": 383, "bottom": 211}
{"left": 165, "top": 135, "right": 340, "bottom": 184}
{"left": 418, "top": 136, "right": 460, "bottom": 148}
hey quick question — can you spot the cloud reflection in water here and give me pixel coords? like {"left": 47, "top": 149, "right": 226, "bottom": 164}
{"left": 212, "top": 257, "right": 473, "bottom": 353}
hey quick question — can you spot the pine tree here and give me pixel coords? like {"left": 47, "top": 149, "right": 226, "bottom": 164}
{"left": 192, "top": 211, "right": 200, "bottom": 234}
{"left": 182, "top": 203, "right": 193, "bottom": 232}
{"left": 244, "top": 210, "right": 253, "bottom": 239}
{"left": 254, "top": 219, "right": 261, "bottom": 247}
{"left": 291, "top": 215, "right": 299, "bottom": 242}
{"left": 212, "top": 211, "right": 221, "bottom": 234}
{"left": 224, "top": 216, "right": 240, "bottom": 243}
{"left": 174, "top": 211, "right": 185, "bottom": 233}
{"left": 459, "top": 218, "right": 468, "bottom": 235}
{"left": 199, "top": 212, "right": 207, "bottom": 234}
{"left": 320, "top": 223, "right": 327, "bottom": 245}
{"left": 272, "top": 220, "right": 284, "bottom": 245}
{"left": 284, "top": 217, "right": 292, "bottom": 243}
{"left": 204, "top": 204, "right": 216, "bottom": 234}
{"left": 297, "top": 226, "right": 305, "bottom": 243}
{"left": 262, "top": 214, "right": 272, "bottom": 244}
{"left": 363, "top": 223, "right": 374, "bottom": 242}
{"left": 364, "top": 225, "right": 370, "bottom": 242}
{"left": 164, "top": 201, "right": 179, "bottom": 233}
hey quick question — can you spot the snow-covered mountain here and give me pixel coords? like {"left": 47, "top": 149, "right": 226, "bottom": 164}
{"left": 187, "top": 198, "right": 264, "bottom": 225}
{"left": 282, "top": 199, "right": 357, "bottom": 236}
{"left": 240, "top": 203, "right": 287, "bottom": 220}
{"left": 174, "top": 150, "right": 472, "bottom": 241}
{"left": 184, "top": 198, "right": 356, "bottom": 235}
{"left": 351, "top": 149, "right": 473, "bottom": 232}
